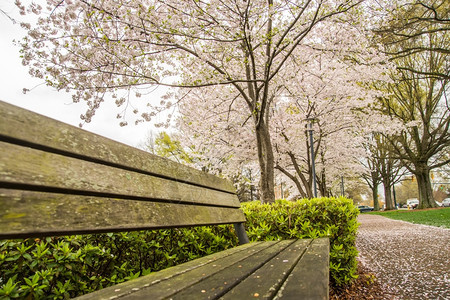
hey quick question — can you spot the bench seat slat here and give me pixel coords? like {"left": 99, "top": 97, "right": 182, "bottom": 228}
{"left": 76, "top": 241, "right": 273, "bottom": 300}
{"left": 221, "top": 239, "right": 312, "bottom": 299}
{"left": 76, "top": 239, "right": 328, "bottom": 300}
{"left": 275, "top": 238, "right": 330, "bottom": 299}
{"left": 121, "top": 241, "right": 283, "bottom": 300}
{"left": 168, "top": 240, "right": 295, "bottom": 300}
{"left": 0, "top": 189, "right": 246, "bottom": 239}
{"left": 0, "top": 142, "right": 240, "bottom": 208}
{"left": 0, "top": 101, "right": 234, "bottom": 193}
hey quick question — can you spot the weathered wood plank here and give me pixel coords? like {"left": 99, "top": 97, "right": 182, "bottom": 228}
{"left": 168, "top": 240, "right": 295, "bottom": 300}
{"left": 0, "top": 189, "right": 246, "bottom": 239}
{"left": 0, "top": 142, "right": 240, "bottom": 208}
{"left": 276, "top": 238, "right": 329, "bottom": 300}
{"left": 0, "top": 101, "right": 234, "bottom": 193}
{"left": 76, "top": 239, "right": 329, "bottom": 300}
{"left": 119, "top": 241, "right": 283, "bottom": 300}
{"left": 76, "top": 242, "right": 273, "bottom": 300}
{"left": 222, "top": 239, "right": 312, "bottom": 299}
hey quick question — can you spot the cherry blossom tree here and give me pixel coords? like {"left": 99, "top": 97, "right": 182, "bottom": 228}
{"left": 268, "top": 19, "right": 393, "bottom": 198}
{"left": 176, "top": 17, "right": 393, "bottom": 199}
{"left": 374, "top": 135, "right": 404, "bottom": 210}
{"left": 176, "top": 85, "right": 257, "bottom": 175}
{"left": 360, "top": 136, "right": 386, "bottom": 211}
{"left": 17, "top": 0, "right": 370, "bottom": 203}
{"left": 361, "top": 162, "right": 382, "bottom": 210}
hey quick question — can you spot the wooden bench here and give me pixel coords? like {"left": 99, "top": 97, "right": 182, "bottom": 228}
{"left": 0, "top": 101, "right": 329, "bottom": 299}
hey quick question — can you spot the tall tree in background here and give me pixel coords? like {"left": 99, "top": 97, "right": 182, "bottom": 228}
{"left": 17, "top": 0, "right": 367, "bottom": 203}
{"left": 374, "top": 0, "right": 449, "bottom": 80}
{"left": 361, "top": 140, "right": 383, "bottom": 210}
{"left": 376, "top": 137, "right": 403, "bottom": 210}
{"left": 361, "top": 133, "right": 404, "bottom": 210}
{"left": 373, "top": 0, "right": 449, "bottom": 208}
{"left": 361, "top": 166, "right": 382, "bottom": 210}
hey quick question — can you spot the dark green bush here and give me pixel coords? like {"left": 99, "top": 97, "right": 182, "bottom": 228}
{"left": 0, "top": 226, "right": 238, "bottom": 299}
{"left": 0, "top": 197, "right": 358, "bottom": 299}
{"left": 241, "top": 197, "right": 360, "bottom": 286}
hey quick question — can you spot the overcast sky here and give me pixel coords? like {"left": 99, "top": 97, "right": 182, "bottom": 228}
{"left": 0, "top": 1, "right": 167, "bottom": 148}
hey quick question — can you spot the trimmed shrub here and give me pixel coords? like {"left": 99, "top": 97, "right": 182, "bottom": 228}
{"left": 0, "top": 226, "right": 238, "bottom": 299}
{"left": 0, "top": 197, "right": 358, "bottom": 298}
{"left": 241, "top": 197, "right": 360, "bottom": 286}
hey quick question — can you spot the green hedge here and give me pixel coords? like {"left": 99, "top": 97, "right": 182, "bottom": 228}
{"left": 0, "top": 227, "right": 238, "bottom": 299}
{"left": 241, "top": 197, "right": 360, "bottom": 286}
{"left": 0, "top": 197, "right": 359, "bottom": 298}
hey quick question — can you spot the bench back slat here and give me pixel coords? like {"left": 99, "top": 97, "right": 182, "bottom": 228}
{"left": 0, "top": 189, "right": 246, "bottom": 239}
{"left": 0, "top": 101, "right": 234, "bottom": 193}
{"left": 0, "top": 141, "right": 240, "bottom": 207}
{"left": 0, "top": 101, "right": 246, "bottom": 239}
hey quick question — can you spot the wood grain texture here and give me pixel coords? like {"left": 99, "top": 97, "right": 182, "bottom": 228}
{"left": 0, "top": 101, "right": 234, "bottom": 193}
{"left": 123, "top": 241, "right": 280, "bottom": 300}
{"left": 0, "top": 189, "right": 246, "bottom": 239}
{"left": 76, "top": 242, "right": 272, "bottom": 300}
{"left": 276, "top": 238, "right": 330, "bottom": 300}
{"left": 222, "top": 239, "right": 312, "bottom": 299}
{"left": 75, "top": 239, "right": 329, "bottom": 300}
{"left": 0, "top": 142, "right": 240, "bottom": 208}
{"left": 168, "top": 240, "right": 295, "bottom": 300}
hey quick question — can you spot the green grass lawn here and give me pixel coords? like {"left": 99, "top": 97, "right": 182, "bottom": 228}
{"left": 369, "top": 207, "right": 450, "bottom": 228}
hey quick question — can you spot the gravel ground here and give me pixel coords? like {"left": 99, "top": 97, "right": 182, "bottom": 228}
{"left": 356, "top": 214, "right": 450, "bottom": 300}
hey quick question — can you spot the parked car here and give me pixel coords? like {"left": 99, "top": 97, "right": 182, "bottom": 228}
{"left": 442, "top": 198, "right": 450, "bottom": 207}
{"left": 358, "top": 205, "right": 374, "bottom": 212}
{"left": 407, "top": 198, "right": 419, "bottom": 209}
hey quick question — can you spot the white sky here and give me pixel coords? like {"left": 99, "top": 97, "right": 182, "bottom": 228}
{"left": 0, "top": 1, "right": 166, "bottom": 148}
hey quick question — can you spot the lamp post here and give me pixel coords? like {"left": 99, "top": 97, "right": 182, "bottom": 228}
{"left": 306, "top": 118, "right": 317, "bottom": 198}
{"left": 249, "top": 169, "right": 253, "bottom": 202}
{"left": 392, "top": 185, "right": 397, "bottom": 209}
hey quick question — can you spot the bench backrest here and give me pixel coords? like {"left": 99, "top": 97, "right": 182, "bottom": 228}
{"left": 0, "top": 101, "right": 247, "bottom": 242}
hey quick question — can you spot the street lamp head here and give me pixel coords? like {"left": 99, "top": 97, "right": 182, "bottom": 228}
{"left": 305, "top": 117, "right": 318, "bottom": 122}
{"left": 304, "top": 117, "right": 318, "bottom": 132}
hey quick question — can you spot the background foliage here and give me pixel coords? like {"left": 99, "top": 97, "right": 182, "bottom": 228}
{"left": 0, "top": 197, "right": 359, "bottom": 299}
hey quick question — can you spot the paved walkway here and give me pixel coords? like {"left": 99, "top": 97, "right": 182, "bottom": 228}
{"left": 356, "top": 214, "right": 450, "bottom": 300}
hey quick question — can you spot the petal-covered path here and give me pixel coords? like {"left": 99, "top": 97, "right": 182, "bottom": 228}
{"left": 356, "top": 214, "right": 450, "bottom": 300}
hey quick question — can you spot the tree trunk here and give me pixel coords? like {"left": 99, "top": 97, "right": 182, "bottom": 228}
{"left": 275, "top": 165, "right": 307, "bottom": 198}
{"left": 382, "top": 178, "right": 395, "bottom": 210}
{"left": 317, "top": 171, "right": 329, "bottom": 197}
{"left": 414, "top": 162, "right": 436, "bottom": 208}
{"left": 371, "top": 185, "right": 380, "bottom": 211}
{"left": 286, "top": 151, "right": 313, "bottom": 198}
{"left": 255, "top": 121, "right": 275, "bottom": 203}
